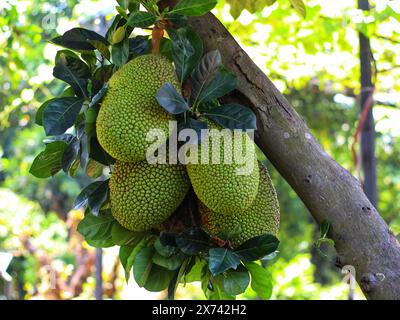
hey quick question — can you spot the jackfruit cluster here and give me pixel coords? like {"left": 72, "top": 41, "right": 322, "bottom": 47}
{"left": 109, "top": 160, "right": 190, "bottom": 231}
{"left": 96, "top": 54, "right": 180, "bottom": 162}
{"left": 199, "top": 162, "right": 280, "bottom": 248}
{"left": 96, "top": 52, "right": 280, "bottom": 237}
{"left": 185, "top": 118, "right": 259, "bottom": 215}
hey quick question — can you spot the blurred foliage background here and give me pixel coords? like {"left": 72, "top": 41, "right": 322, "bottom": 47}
{"left": 1, "top": 0, "right": 399, "bottom": 300}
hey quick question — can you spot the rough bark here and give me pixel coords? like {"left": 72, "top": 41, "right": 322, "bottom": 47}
{"left": 188, "top": 13, "right": 400, "bottom": 300}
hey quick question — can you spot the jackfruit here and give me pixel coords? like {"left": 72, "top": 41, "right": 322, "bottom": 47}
{"left": 199, "top": 162, "right": 280, "bottom": 248}
{"left": 96, "top": 54, "right": 180, "bottom": 162}
{"left": 109, "top": 160, "right": 190, "bottom": 231}
{"left": 185, "top": 118, "right": 259, "bottom": 215}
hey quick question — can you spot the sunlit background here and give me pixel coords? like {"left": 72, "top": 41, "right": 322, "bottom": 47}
{"left": 1, "top": 0, "right": 399, "bottom": 299}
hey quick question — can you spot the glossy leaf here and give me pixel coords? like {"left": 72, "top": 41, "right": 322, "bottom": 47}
{"left": 234, "top": 234, "right": 279, "bottom": 261}
{"left": 112, "top": 37, "right": 129, "bottom": 68}
{"left": 156, "top": 83, "right": 190, "bottom": 114}
{"left": 190, "top": 50, "right": 222, "bottom": 105}
{"left": 176, "top": 228, "right": 210, "bottom": 255}
{"left": 77, "top": 210, "right": 115, "bottom": 241}
{"left": 133, "top": 246, "right": 155, "bottom": 287}
{"left": 171, "top": 0, "right": 218, "bottom": 16}
{"left": 152, "top": 252, "right": 185, "bottom": 271}
{"left": 43, "top": 97, "right": 84, "bottom": 136}
{"left": 244, "top": 262, "right": 273, "bottom": 300}
{"left": 222, "top": 267, "right": 250, "bottom": 296}
{"left": 197, "top": 72, "right": 237, "bottom": 103}
{"left": 111, "top": 222, "right": 147, "bottom": 246}
{"left": 154, "top": 237, "right": 178, "bottom": 257}
{"left": 208, "top": 247, "right": 240, "bottom": 276}
{"left": 203, "top": 103, "right": 257, "bottom": 130}
{"left": 53, "top": 53, "right": 91, "bottom": 97}
{"left": 29, "top": 141, "right": 67, "bottom": 178}
{"left": 127, "top": 11, "right": 157, "bottom": 28}
{"left": 61, "top": 136, "right": 80, "bottom": 173}
{"left": 144, "top": 265, "right": 176, "bottom": 292}
{"left": 51, "top": 27, "right": 108, "bottom": 51}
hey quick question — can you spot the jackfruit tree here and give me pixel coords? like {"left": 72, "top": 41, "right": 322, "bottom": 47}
{"left": 28, "top": 0, "right": 400, "bottom": 300}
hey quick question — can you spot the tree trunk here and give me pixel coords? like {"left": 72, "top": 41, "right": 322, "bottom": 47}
{"left": 95, "top": 248, "right": 103, "bottom": 300}
{"left": 187, "top": 13, "right": 400, "bottom": 300}
{"left": 358, "top": 0, "right": 378, "bottom": 207}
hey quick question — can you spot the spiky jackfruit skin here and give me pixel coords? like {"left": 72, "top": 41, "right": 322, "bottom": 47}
{"left": 186, "top": 119, "right": 259, "bottom": 215}
{"left": 96, "top": 54, "right": 180, "bottom": 162}
{"left": 109, "top": 160, "right": 190, "bottom": 231}
{"left": 199, "top": 163, "right": 280, "bottom": 248}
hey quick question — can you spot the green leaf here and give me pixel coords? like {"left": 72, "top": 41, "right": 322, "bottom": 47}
{"left": 234, "top": 234, "right": 279, "bottom": 262}
{"left": 89, "top": 137, "right": 116, "bottom": 166}
{"left": 87, "top": 179, "right": 109, "bottom": 216}
{"left": 120, "top": 241, "right": 146, "bottom": 282}
{"left": 85, "top": 159, "right": 103, "bottom": 178}
{"left": 74, "top": 181, "right": 103, "bottom": 209}
{"left": 53, "top": 53, "right": 91, "bottom": 98}
{"left": 198, "top": 72, "right": 236, "bottom": 103}
{"left": 168, "top": 27, "right": 203, "bottom": 84}
{"left": 159, "top": 232, "right": 178, "bottom": 247}
{"left": 168, "top": 258, "right": 189, "bottom": 300}
{"left": 184, "top": 257, "right": 207, "bottom": 283}
{"left": 320, "top": 219, "right": 331, "bottom": 238}
{"left": 112, "top": 37, "right": 129, "bottom": 68}
{"left": 81, "top": 51, "right": 97, "bottom": 69}
{"left": 190, "top": 50, "right": 222, "bottom": 106}
{"left": 51, "top": 27, "right": 108, "bottom": 51}
{"left": 156, "top": 83, "right": 190, "bottom": 114}
{"left": 74, "top": 179, "right": 109, "bottom": 215}
{"left": 77, "top": 210, "right": 115, "bottom": 241}
{"left": 290, "top": 0, "right": 306, "bottom": 18}
{"left": 152, "top": 252, "right": 185, "bottom": 271}
{"left": 203, "top": 103, "right": 257, "bottom": 130}
{"left": 160, "top": 38, "right": 173, "bottom": 60}
{"left": 35, "top": 98, "right": 56, "bottom": 126}
{"left": 168, "top": 28, "right": 194, "bottom": 84}
{"left": 129, "top": 35, "right": 150, "bottom": 56}
{"left": 43, "top": 133, "right": 75, "bottom": 145}
{"left": 208, "top": 248, "right": 240, "bottom": 276}
{"left": 89, "top": 83, "right": 108, "bottom": 107}
{"left": 43, "top": 97, "right": 84, "bottom": 136}
{"left": 127, "top": 11, "right": 157, "bottom": 28}
{"left": 144, "top": 265, "right": 176, "bottom": 292}
{"left": 133, "top": 246, "right": 155, "bottom": 287}
{"left": 154, "top": 237, "right": 178, "bottom": 257}
{"left": 89, "top": 40, "right": 111, "bottom": 61}
{"left": 176, "top": 228, "right": 210, "bottom": 255}
{"left": 92, "top": 65, "right": 114, "bottom": 96}
{"left": 221, "top": 267, "right": 250, "bottom": 296}
{"left": 86, "top": 237, "right": 114, "bottom": 248}
{"left": 29, "top": 141, "right": 67, "bottom": 178}
{"left": 244, "top": 262, "right": 273, "bottom": 300}
{"left": 178, "top": 117, "right": 208, "bottom": 145}
{"left": 171, "top": 0, "right": 217, "bottom": 16}
{"left": 111, "top": 222, "right": 147, "bottom": 246}
{"left": 62, "top": 136, "right": 80, "bottom": 173}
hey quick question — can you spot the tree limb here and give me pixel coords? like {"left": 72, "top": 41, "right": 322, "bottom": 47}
{"left": 188, "top": 13, "right": 400, "bottom": 300}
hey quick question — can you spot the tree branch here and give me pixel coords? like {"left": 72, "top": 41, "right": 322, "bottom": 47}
{"left": 188, "top": 13, "right": 400, "bottom": 300}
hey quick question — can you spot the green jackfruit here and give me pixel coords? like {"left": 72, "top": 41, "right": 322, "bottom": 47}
{"left": 109, "top": 160, "right": 190, "bottom": 231}
{"left": 185, "top": 118, "right": 259, "bottom": 215}
{"left": 96, "top": 54, "right": 180, "bottom": 162}
{"left": 199, "top": 162, "right": 280, "bottom": 248}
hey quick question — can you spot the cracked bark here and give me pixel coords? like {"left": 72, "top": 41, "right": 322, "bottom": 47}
{"left": 188, "top": 13, "right": 400, "bottom": 300}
